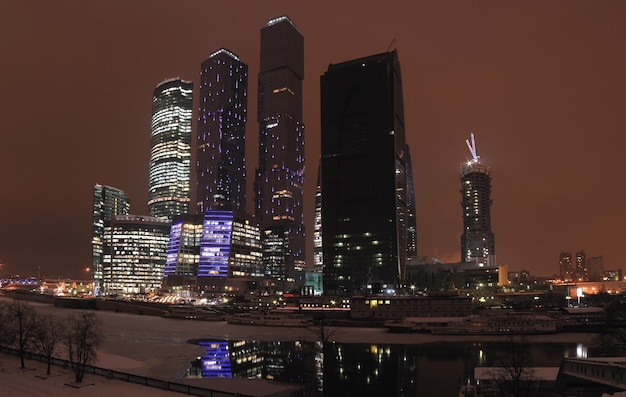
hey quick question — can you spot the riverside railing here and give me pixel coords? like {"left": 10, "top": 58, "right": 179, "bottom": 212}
{"left": 0, "top": 345, "right": 255, "bottom": 397}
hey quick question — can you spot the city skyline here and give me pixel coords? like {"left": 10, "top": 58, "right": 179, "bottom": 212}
{"left": 2, "top": 1, "right": 626, "bottom": 278}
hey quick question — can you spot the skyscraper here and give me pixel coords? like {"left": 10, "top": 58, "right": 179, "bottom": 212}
{"left": 197, "top": 49, "right": 248, "bottom": 213}
{"left": 92, "top": 184, "right": 130, "bottom": 295}
{"left": 313, "top": 163, "right": 323, "bottom": 269}
{"left": 148, "top": 78, "right": 193, "bottom": 222}
{"left": 320, "top": 50, "right": 408, "bottom": 296}
{"left": 405, "top": 145, "right": 417, "bottom": 260}
{"left": 460, "top": 133, "right": 496, "bottom": 266}
{"left": 255, "top": 16, "right": 305, "bottom": 283}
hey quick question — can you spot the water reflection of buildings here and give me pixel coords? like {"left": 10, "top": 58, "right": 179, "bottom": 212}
{"left": 188, "top": 340, "right": 591, "bottom": 397}
{"left": 191, "top": 340, "right": 312, "bottom": 385}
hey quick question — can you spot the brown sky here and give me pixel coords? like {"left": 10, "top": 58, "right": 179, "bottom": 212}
{"left": 1, "top": 1, "right": 625, "bottom": 278}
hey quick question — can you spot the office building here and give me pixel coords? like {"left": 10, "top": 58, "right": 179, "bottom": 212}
{"left": 255, "top": 16, "right": 305, "bottom": 283}
{"left": 197, "top": 209, "right": 262, "bottom": 279}
{"left": 163, "top": 213, "right": 204, "bottom": 290}
{"left": 320, "top": 50, "right": 408, "bottom": 295}
{"left": 164, "top": 210, "right": 262, "bottom": 293}
{"left": 102, "top": 215, "right": 171, "bottom": 295}
{"left": 148, "top": 78, "right": 193, "bottom": 222}
{"left": 197, "top": 49, "right": 248, "bottom": 213}
{"left": 92, "top": 184, "right": 130, "bottom": 295}
{"left": 460, "top": 133, "right": 496, "bottom": 266}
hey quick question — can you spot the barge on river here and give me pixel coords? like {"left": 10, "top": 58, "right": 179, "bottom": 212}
{"left": 227, "top": 310, "right": 314, "bottom": 327}
{"left": 385, "top": 313, "right": 561, "bottom": 335}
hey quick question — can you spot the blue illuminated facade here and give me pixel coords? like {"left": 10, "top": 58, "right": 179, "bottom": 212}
{"left": 198, "top": 211, "right": 233, "bottom": 277}
{"left": 164, "top": 214, "right": 203, "bottom": 279}
{"left": 198, "top": 341, "right": 232, "bottom": 378}
{"left": 165, "top": 210, "right": 262, "bottom": 289}
{"left": 197, "top": 48, "right": 248, "bottom": 213}
{"left": 255, "top": 16, "right": 306, "bottom": 284}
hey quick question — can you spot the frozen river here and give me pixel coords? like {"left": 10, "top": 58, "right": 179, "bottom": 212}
{"left": 0, "top": 297, "right": 601, "bottom": 396}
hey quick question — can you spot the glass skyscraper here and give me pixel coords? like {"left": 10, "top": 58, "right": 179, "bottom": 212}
{"left": 149, "top": 78, "right": 193, "bottom": 222}
{"left": 92, "top": 184, "right": 130, "bottom": 295}
{"left": 197, "top": 48, "right": 248, "bottom": 213}
{"left": 460, "top": 141, "right": 496, "bottom": 266}
{"left": 255, "top": 16, "right": 305, "bottom": 283}
{"left": 320, "top": 50, "right": 408, "bottom": 296}
{"left": 405, "top": 145, "right": 417, "bottom": 259}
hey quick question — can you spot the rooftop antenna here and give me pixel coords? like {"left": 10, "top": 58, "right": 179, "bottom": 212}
{"left": 466, "top": 132, "right": 480, "bottom": 162}
{"left": 385, "top": 38, "right": 396, "bottom": 53}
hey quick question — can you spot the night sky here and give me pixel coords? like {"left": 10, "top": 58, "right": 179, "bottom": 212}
{"left": 2, "top": 1, "right": 625, "bottom": 279}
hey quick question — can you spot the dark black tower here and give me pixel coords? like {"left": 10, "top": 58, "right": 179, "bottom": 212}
{"left": 320, "top": 50, "right": 408, "bottom": 295}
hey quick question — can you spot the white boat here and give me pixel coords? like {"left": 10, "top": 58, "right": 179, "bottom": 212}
{"left": 227, "top": 310, "right": 313, "bottom": 327}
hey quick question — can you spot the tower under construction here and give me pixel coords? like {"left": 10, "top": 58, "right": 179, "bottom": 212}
{"left": 460, "top": 133, "right": 495, "bottom": 266}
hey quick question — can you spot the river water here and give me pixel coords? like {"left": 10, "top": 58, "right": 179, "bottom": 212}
{"left": 187, "top": 338, "right": 593, "bottom": 397}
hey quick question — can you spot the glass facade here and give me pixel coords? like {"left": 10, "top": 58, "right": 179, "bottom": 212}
{"left": 164, "top": 214, "right": 203, "bottom": 277}
{"left": 460, "top": 160, "right": 495, "bottom": 266}
{"left": 255, "top": 16, "right": 306, "bottom": 284}
{"left": 102, "top": 215, "right": 171, "bottom": 295}
{"left": 320, "top": 51, "right": 408, "bottom": 295}
{"left": 92, "top": 184, "right": 130, "bottom": 296}
{"left": 165, "top": 210, "right": 262, "bottom": 284}
{"left": 405, "top": 145, "right": 417, "bottom": 259}
{"left": 198, "top": 211, "right": 234, "bottom": 277}
{"left": 197, "top": 210, "right": 262, "bottom": 278}
{"left": 197, "top": 49, "right": 248, "bottom": 213}
{"left": 149, "top": 78, "right": 193, "bottom": 222}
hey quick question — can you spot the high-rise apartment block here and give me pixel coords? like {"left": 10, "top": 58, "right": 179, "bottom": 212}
{"left": 575, "top": 250, "right": 587, "bottom": 281}
{"left": 559, "top": 251, "right": 573, "bottom": 282}
{"left": 587, "top": 255, "right": 604, "bottom": 282}
{"left": 92, "top": 184, "right": 130, "bottom": 295}
{"left": 197, "top": 49, "right": 248, "bottom": 213}
{"left": 460, "top": 133, "right": 495, "bottom": 266}
{"left": 255, "top": 16, "right": 306, "bottom": 283}
{"left": 320, "top": 50, "right": 408, "bottom": 295}
{"left": 148, "top": 78, "right": 193, "bottom": 222}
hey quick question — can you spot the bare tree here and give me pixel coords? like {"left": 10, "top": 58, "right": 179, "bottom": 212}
{"left": 66, "top": 311, "right": 103, "bottom": 383}
{"left": 4, "top": 300, "right": 39, "bottom": 369}
{"left": 488, "top": 335, "right": 535, "bottom": 397}
{"left": 33, "top": 314, "right": 65, "bottom": 375}
{"left": 593, "top": 304, "right": 626, "bottom": 355}
{"left": 308, "top": 318, "right": 342, "bottom": 346}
